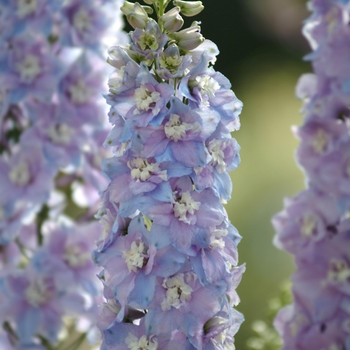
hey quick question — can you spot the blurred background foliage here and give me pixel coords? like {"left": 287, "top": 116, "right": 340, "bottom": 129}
{"left": 198, "top": 0, "right": 310, "bottom": 348}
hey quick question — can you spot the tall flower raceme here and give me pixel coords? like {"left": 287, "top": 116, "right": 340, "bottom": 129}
{"left": 0, "top": 0, "right": 126, "bottom": 348}
{"left": 93, "top": 1, "right": 245, "bottom": 349}
{"left": 273, "top": 0, "right": 350, "bottom": 349}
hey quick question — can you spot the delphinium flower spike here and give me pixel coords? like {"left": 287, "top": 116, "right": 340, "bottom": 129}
{"left": 94, "top": 1, "right": 245, "bottom": 349}
{"left": 0, "top": 0, "right": 126, "bottom": 348}
{"left": 273, "top": 0, "right": 350, "bottom": 348}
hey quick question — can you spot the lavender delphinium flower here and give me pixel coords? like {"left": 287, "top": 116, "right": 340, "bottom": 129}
{"left": 94, "top": 1, "right": 245, "bottom": 349}
{"left": 273, "top": 0, "right": 350, "bottom": 349}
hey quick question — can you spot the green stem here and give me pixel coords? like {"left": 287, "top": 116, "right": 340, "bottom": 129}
{"left": 36, "top": 204, "right": 49, "bottom": 246}
{"left": 174, "top": 78, "right": 178, "bottom": 95}
{"left": 62, "top": 332, "right": 87, "bottom": 350}
{"left": 164, "top": 0, "right": 171, "bottom": 10}
{"left": 14, "top": 238, "right": 31, "bottom": 260}
{"left": 37, "top": 335, "right": 55, "bottom": 350}
{"left": 3, "top": 321, "right": 18, "bottom": 346}
{"left": 158, "top": 0, "right": 164, "bottom": 17}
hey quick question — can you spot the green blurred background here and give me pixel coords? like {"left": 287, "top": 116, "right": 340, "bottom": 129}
{"left": 197, "top": 0, "right": 309, "bottom": 348}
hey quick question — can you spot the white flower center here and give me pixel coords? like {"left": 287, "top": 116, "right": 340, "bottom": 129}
{"left": 161, "top": 273, "right": 193, "bottom": 311}
{"left": 16, "top": 0, "right": 37, "bottom": 18}
{"left": 73, "top": 8, "right": 91, "bottom": 32}
{"left": 214, "top": 330, "right": 228, "bottom": 348}
{"left": 159, "top": 54, "right": 181, "bottom": 73}
{"left": 128, "top": 158, "right": 167, "bottom": 182}
{"left": 125, "top": 333, "right": 158, "bottom": 350}
{"left": 300, "top": 212, "right": 318, "bottom": 237}
{"left": 173, "top": 191, "right": 200, "bottom": 224}
{"left": 204, "top": 316, "right": 231, "bottom": 346}
{"left": 17, "top": 54, "right": 41, "bottom": 82}
{"left": 68, "top": 79, "right": 91, "bottom": 104}
{"left": 210, "top": 228, "right": 228, "bottom": 249}
{"left": 164, "top": 114, "right": 200, "bottom": 142}
{"left": 327, "top": 259, "right": 350, "bottom": 285}
{"left": 311, "top": 128, "right": 328, "bottom": 154}
{"left": 108, "top": 67, "right": 126, "bottom": 94}
{"left": 9, "top": 161, "right": 31, "bottom": 186}
{"left": 289, "top": 314, "right": 309, "bottom": 337}
{"left": 194, "top": 166, "right": 203, "bottom": 175}
{"left": 47, "top": 123, "right": 74, "bottom": 145}
{"left": 104, "top": 299, "right": 121, "bottom": 315}
{"left": 208, "top": 139, "right": 226, "bottom": 173}
{"left": 64, "top": 245, "right": 90, "bottom": 268}
{"left": 98, "top": 208, "right": 115, "bottom": 239}
{"left": 138, "top": 33, "right": 158, "bottom": 51}
{"left": 123, "top": 240, "right": 148, "bottom": 272}
{"left": 195, "top": 74, "right": 220, "bottom": 104}
{"left": 134, "top": 85, "right": 160, "bottom": 114}
{"left": 25, "top": 278, "right": 53, "bottom": 307}
{"left": 325, "top": 8, "right": 339, "bottom": 37}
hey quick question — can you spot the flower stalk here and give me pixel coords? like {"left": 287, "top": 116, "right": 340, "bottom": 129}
{"left": 273, "top": 0, "right": 350, "bottom": 348}
{"left": 94, "top": 0, "right": 244, "bottom": 348}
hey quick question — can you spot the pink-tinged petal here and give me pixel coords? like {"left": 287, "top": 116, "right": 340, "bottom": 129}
{"left": 116, "top": 273, "right": 135, "bottom": 305}
{"left": 221, "top": 237, "right": 239, "bottom": 266}
{"left": 110, "top": 90, "right": 135, "bottom": 117}
{"left": 196, "top": 204, "right": 224, "bottom": 228}
{"left": 180, "top": 287, "right": 220, "bottom": 318}
{"left": 47, "top": 230, "right": 67, "bottom": 254}
{"left": 129, "top": 180, "right": 157, "bottom": 195}
{"left": 104, "top": 256, "right": 129, "bottom": 287}
{"left": 292, "top": 267, "right": 342, "bottom": 321}
{"left": 140, "top": 129, "right": 169, "bottom": 157}
{"left": 171, "top": 141, "right": 208, "bottom": 168}
{"left": 130, "top": 273, "right": 156, "bottom": 307}
{"left": 153, "top": 246, "right": 186, "bottom": 277}
{"left": 147, "top": 203, "right": 173, "bottom": 226}
{"left": 197, "top": 108, "right": 221, "bottom": 139}
{"left": 109, "top": 174, "right": 132, "bottom": 203}
{"left": 169, "top": 219, "right": 196, "bottom": 251}
{"left": 201, "top": 249, "right": 227, "bottom": 284}
{"left": 145, "top": 307, "right": 194, "bottom": 335}
{"left": 145, "top": 245, "right": 157, "bottom": 275}
{"left": 16, "top": 307, "right": 40, "bottom": 344}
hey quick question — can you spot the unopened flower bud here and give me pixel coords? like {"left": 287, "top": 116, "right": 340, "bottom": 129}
{"left": 143, "top": 0, "right": 155, "bottom": 4}
{"left": 142, "top": 5, "right": 154, "bottom": 14}
{"left": 121, "top": 1, "right": 149, "bottom": 29}
{"left": 120, "top": 1, "right": 134, "bottom": 15}
{"left": 160, "top": 7, "right": 184, "bottom": 32}
{"left": 203, "top": 316, "right": 229, "bottom": 336}
{"left": 170, "top": 21, "right": 204, "bottom": 50}
{"left": 173, "top": 0, "right": 204, "bottom": 17}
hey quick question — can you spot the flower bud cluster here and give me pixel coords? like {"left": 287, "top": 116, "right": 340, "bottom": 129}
{"left": 273, "top": 0, "right": 350, "bottom": 348}
{"left": 0, "top": 0, "right": 125, "bottom": 348}
{"left": 94, "top": 1, "right": 245, "bottom": 349}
